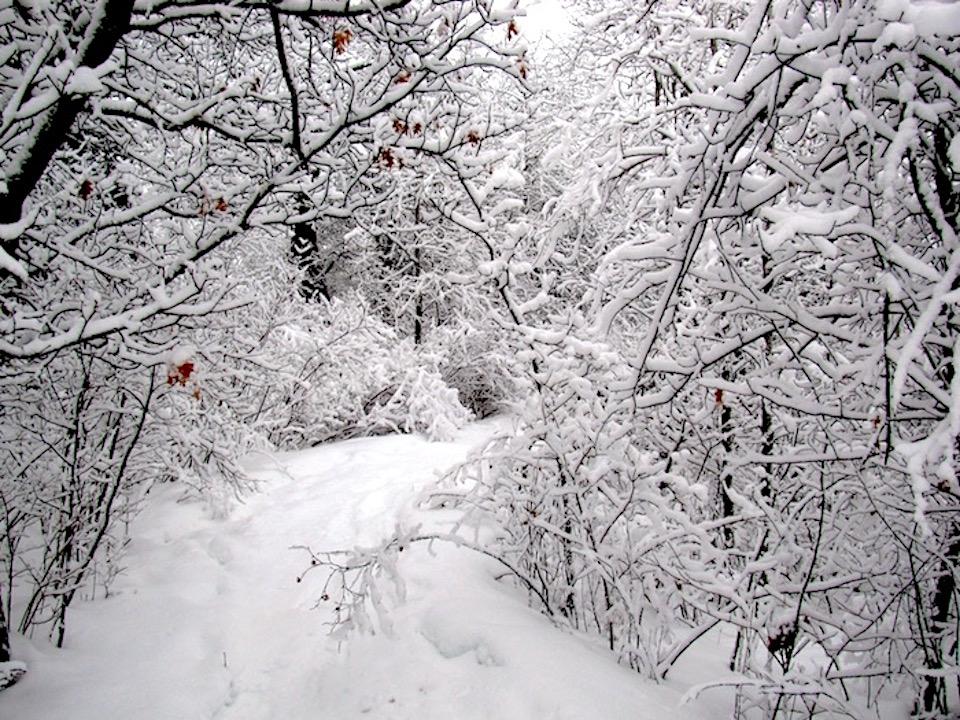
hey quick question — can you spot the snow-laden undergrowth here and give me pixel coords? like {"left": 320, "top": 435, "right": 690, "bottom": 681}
{"left": 0, "top": 420, "right": 730, "bottom": 720}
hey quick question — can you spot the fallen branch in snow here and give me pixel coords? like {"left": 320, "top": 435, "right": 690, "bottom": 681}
{"left": 679, "top": 673, "right": 871, "bottom": 720}
{"left": 0, "top": 662, "right": 26, "bottom": 692}
{"left": 296, "top": 527, "right": 554, "bottom": 640}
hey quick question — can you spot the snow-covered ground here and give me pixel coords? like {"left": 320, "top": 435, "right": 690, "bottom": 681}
{"left": 0, "top": 419, "right": 727, "bottom": 719}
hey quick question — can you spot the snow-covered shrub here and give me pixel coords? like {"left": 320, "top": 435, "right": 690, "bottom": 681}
{"left": 0, "top": 352, "right": 197, "bottom": 648}
{"left": 319, "top": 2, "right": 960, "bottom": 717}
{"left": 436, "top": 344, "right": 707, "bottom": 679}
{"left": 254, "top": 298, "right": 399, "bottom": 447}
{"left": 362, "top": 360, "right": 473, "bottom": 442}
{"left": 247, "top": 291, "right": 474, "bottom": 445}
{"left": 147, "top": 377, "right": 263, "bottom": 519}
{"left": 0, "top": 0, "right": 522, "bottom": 663}
{"left": 470, "top": 1, "right": 959, "bottom": 716}
{"left": 430, "top": 323, "right": 521, "bottom": 419}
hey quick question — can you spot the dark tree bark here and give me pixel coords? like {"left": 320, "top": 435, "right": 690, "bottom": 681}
{"left": 290, "top": 221, "right": 331, "bottom": 303}
{"left": 413, "top": 245, "right": 423, "bottom": 345}
{"left": 0, "top": 0, "right": 135, "bottom": 228}
{"left": 922, "top": 530, "right": 959, "bottom": 715}
{"left": 0, "top": 584, "right": 9, "bottom": 663}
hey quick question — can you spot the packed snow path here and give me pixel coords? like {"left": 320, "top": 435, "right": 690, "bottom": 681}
{"left": 1, "top": 420, "right": 716, "bottom": 719}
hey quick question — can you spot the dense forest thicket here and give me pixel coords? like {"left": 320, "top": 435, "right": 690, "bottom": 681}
{"left": 1, "top": 0, "right": 958, "bottom": 717}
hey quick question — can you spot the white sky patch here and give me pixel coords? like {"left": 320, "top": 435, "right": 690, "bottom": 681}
{"left": 519, "top": 0, "right": 573, "bottom": 44}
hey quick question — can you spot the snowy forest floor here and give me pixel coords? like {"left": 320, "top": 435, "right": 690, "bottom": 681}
{"left": 0, "top": 418, "right": 732, "bottom": 719}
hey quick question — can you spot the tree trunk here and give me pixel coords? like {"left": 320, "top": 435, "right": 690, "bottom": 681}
{"left": 413, "top": 245, "right": 423, "bottom": 345}
{"left": 718, "top": 369, "right": 735, "bottom": 549}
{"left": 922, "top": 529, "right": 959, "bottom": 716}
{"left": 413, "top": 205, "right": 423, "bottom": 344}
{"left": 0, "top": 583, "right": 10, "bottom": 663}
{"left": 0, "top": 0, "right": 135, "bottom": 228}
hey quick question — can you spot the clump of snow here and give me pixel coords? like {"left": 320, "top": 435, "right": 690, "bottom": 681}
{"left": 541, "top": 139, "right": 569, "bottom": 168}
{"left": 879, "top": 0, "right": 960, "bottom": 36}
{"left": 0, "top": 246, "right": 28, "bottom": 282}
{"left": 65, "top": 67, "right": 106, "bottom": 95}
{"left": 879, "top": 271, "right": 905, "bottom": 300}
{"left": 950, "top": 134, "right": 960, "bottom": 173}
{"left": 0, "top": 211, "right": 35, "bottom": 281}
{"left": 906, "top": 0, "right": 960, "bottom": 36}
{"left": 505, "top": 221, "right": 530, "bottom": 241}
{"left": 810, "top": 67, "right": 851, "bottom": 107}
{"left": 877, "top": 0, "right": 909, "bottom": 18}
{"left": 876, "top": 21, "right": 916, "bottom": 49}
{"left": 166, "top": 343, "right": 197, "bottom": 366}
{"left": 759, "top": 204, "right": 859, "bottom": 253}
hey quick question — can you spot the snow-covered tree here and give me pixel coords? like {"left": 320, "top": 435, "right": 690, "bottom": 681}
{"left": 398, "top": 1, "right": 960, "bottom": 716}
{"left": 0, "top": 0, "right": 523, "bottom": 661}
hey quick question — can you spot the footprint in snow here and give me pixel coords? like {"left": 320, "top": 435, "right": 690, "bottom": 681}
{"left": 418, "top": 614, "right": 504, "bottom": 667}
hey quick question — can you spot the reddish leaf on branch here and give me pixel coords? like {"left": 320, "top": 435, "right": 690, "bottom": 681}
{"left": 507, "top": 20, "right": 519, "bottom": 40}
{"left": 411, "top": 122, "right": 422, "bottom": 136}
{"left": 333, "top": 28, "right": 353, "bottom": 54}
{"left": 167, "top": 361, "right": 195, "bottom": 386}
{"left": 78, "top": 179, "right": 94, "bottom": 200}
{"left": 392, "top": 118, "right": 408, "bottom": 135}
{"left": 393, "top": 70, "right": 411, "bottom": 85}
{"left": 214, "top": 197, "right": 228, "bottom": 212}
{"left": 379, "top": 147, "right": 396, "bottom": 168}
{"left": 714, "top": 388, "right": 724, "bottom": 406}
{"left": 466, "top": 130, "right": 481, "bottom": 146}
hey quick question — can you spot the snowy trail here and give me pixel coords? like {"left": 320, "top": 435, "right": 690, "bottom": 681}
{"left": 0, "top": 420, "right": 719, "bottom": 720}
